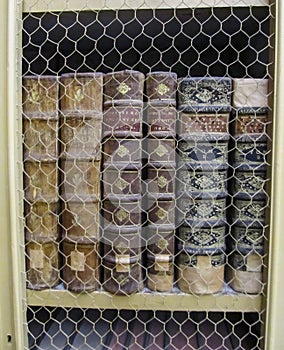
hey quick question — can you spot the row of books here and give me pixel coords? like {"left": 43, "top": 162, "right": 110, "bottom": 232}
{"left": 23, "top": 71, "right": 269, "bottom": 294}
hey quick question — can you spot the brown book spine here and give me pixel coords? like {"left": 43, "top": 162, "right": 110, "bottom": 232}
{"left": 60, "top": 72, "right": 103, "bottom": 292}
{"left": 23, "top": 76, "right": 60, "bottom": 289}
{"left": 26, "top": 240, "right": 59, "bottom": 290}
{"left": 102, "top": 71, "right": 144, "bottom": 295}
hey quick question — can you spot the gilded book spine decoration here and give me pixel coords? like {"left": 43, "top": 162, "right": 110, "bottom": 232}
{"left": 227, "top": 78, "right": 269, "bottom": 294}
{"left": 60, "top": 72, "right": 103, "bottom": 292}
{"left": 145, "top": 72, "right": 177, "bottom": 292}
{"left": 23, "top": 75, "right": 60, "bottom": 290}
{"left": 102, "top": 70, "right": 144, "bottom": 295}
{"left": 176, "top": 77, "right": 231, "bottom": 294}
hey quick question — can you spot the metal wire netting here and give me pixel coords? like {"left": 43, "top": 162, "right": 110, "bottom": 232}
{"left": 21, "top": 1, "right": 273, "bottom": 349}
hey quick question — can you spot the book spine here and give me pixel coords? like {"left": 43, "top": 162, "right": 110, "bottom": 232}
{"left": 102, "top": 70, "right": 144, "bottom": 295}
{"left": 176, "top": 77, "right": 231, "bottom": 294}
{"left": 60, "top": 72, "right": 104, "bottom": 292}
{"left": 145, "top": 72, "right": 177, "bottom": 292}
{"left": 228, "top": 78, "right": 269, "bottom": 294}
{"left": 23, "top": 75, "right": 60, "bottom": 290}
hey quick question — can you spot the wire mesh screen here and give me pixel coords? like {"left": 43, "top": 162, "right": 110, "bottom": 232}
{"left": 21, "top": 2, "right": 274, "bottom": 349}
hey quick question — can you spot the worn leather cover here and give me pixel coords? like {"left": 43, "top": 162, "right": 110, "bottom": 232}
{"left": 62, "top": 239, "right": 100, "bottom": 292}
{"left": 26, "top": 240, "right": 59, "bottom": 290}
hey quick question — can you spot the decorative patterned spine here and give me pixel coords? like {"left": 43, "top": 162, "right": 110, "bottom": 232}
{"left": 60, "top": 72, "right": 103, "bottom": 292}
{"left": 176, "top": 77, "right": 232, "bottom": 294}
{"left": 102, "top": 70, "right": 144, "bottom": 295}
{"left": 145, "top": 72, "right": 177, "bottom": 292}
{"left": 23, "top": 75, "right": 60, "bottom": 289}
{"left": 227, "top": 78, "right": 269, "bottom": 294}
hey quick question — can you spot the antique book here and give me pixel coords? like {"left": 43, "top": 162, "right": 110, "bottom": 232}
{"left": 26, "top": 240, "right": 59, "bottom": 290}
{"left": 60, "top": 72, "right": 103, "bottom": 244}
{"left": 178, "top": 77, "right": 232, "bottom": 113}
{"left": 104, "top": 70, "right": 144, "bottom": 106}
{"left": 177, "top": 251, "right": 225, "bottom": 294}
{"left": 232, "top": 78, "right": 269, "bottom": 114}
{"left": 227, "top": 251, "right": 263, "bottom": 294}
{"left": 23, "top": 76, "right": 60, "bottom": 289}
{"left": 147, "top": 198, "right": 175, "bottom": 226}
{"left": 146, "top": 71, "right": 177, "bottom": 104}
{"left": 62, "top": 239, "right": 100, "bottom": 292}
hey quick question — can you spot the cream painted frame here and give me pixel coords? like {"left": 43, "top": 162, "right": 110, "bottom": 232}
{"left": 0, "top": 0, "right": 281, "bottom": 349}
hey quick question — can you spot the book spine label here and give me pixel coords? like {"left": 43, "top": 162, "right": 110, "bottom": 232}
{"left": 146, "top": 72, "right": 177, "bottom": 102}
{"left": 178, "top": 78, "right": 232, "bottom": 112}
{"left": 233, "top": 170, "right": 266, "bottom": 199}
{"left": 104, "top": 71, "right": 144, "bottom": 104}
{"left": 23, "top": 76, "right": 58, "bottom": 116}
{"left": 232, "top": 199, "right": 266, "bottom": 225}
{"left": 148, "top": 199, "right": 175, "bottom": 226}
{"left": 25, "top": 202, "right": 58, "bottom": 241}
{"left": 233, "top": 141, "right": 267, "bottom": 168}
{"left": 235, "top": 115, "right": 268, "bottom": 135}
{"left": 147, "top": 168, "right": 175, "bottom": 197}
{"left": 177, "top": 197, "right": 226, "bottom": 224}
{"left": 178, "top": 113, "right": 229, "bottom": 135}
{"left": 103, "top": 199, "right": 141, "bottom": 226}
{"left": 103, "top": 106, "right": 143, "bottom": 138}
{"left": 147, "top": 105, "right": 176, "bottom": 136}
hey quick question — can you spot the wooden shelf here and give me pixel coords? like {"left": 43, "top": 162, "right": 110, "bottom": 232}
{"left": 23, "top": 0, "right": 270, "bottom": 13}
{"left": 27, "top": 285, "right": 262, "bottom": 311}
